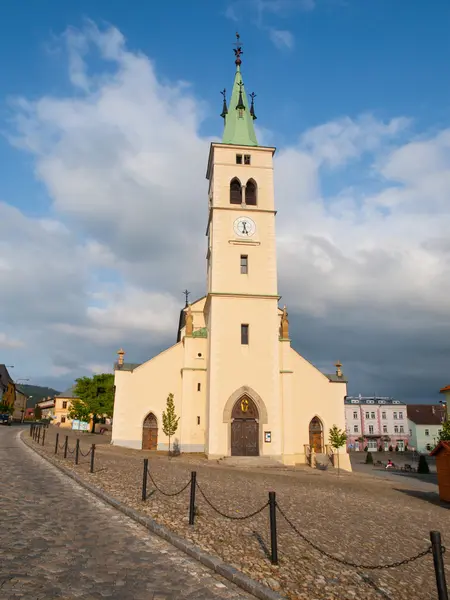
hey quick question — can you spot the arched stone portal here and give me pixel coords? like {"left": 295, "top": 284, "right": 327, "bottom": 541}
{"left": 309, "top": 416, "right": 323, "bottom": 453}
{"left": 231, "top": 396, "right": 259, "bottom": 456}
{"left": 142, "top": 412, "right": 158, "bottom": 450}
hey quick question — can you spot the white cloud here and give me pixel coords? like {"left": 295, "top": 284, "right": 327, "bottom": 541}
{"left": 0, "top": 333, "right": 24, "bottom": 349}
{"left": 268, "top": 29, "right": 295, "bottom": 50}
{"left": 3, "top": 21, "right": 450, "bottom": 399}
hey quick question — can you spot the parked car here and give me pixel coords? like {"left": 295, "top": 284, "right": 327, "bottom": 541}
{"left": 0, "top": 414, "right": 12, "bottom": 426}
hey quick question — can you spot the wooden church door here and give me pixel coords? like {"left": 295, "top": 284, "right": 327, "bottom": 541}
{"left": 231, "top": 396, "right": 259, "bottom": 456}
{"left": 142, "top": 413, "right": 158, "bottom": 450}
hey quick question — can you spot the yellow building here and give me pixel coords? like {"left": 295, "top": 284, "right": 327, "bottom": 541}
{"left": 53, "top": 387, "right": 77, "bottom": 428}
{"left": 112, "top": 40, "right": 351, "bottom": 469}
{"left": 13, "top": 387, "right": 28, "bottom": 422}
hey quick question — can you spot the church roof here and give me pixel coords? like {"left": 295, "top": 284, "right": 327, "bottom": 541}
{"left": 115, "top": 362, "right": 142, "bottom": 372}
{"left": 325, "top": 374, "right": 348, "bottom": 383}
{"left": 221, "top": 36, "right": 258, "bottom": 147}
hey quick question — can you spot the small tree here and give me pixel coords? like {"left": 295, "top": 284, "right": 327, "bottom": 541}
{"left": 439, "top": 421, "right": 450, "bottom": 442}
{"left": 417, "top": 455, "right": 430, "bottom": 474}
{"left": 0, "top": 402, "right": 13, "bottom": 415}
{"left": 162, "top": 393, "right": 179, "bottom": 455}
{"left": 73, "top": 374, "right": 115, "bottom": 433}
{"left": 328, "top": 425, "right": 347, "bottom": 476}
{"left": 365, "top": 451, "right": 373, "bottom": 464}
{"left": 68, "top": 398, "right": 91, "bottom": 423}
{"left": 34, "top": 405, "right": 42, "bottom": 421}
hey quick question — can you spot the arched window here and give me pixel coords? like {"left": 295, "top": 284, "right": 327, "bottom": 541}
{"left": 230, "top": 178, "right": 242, "bottom": 204}
{"left": 245, "top": 179, "right": 257, "bottom": 205}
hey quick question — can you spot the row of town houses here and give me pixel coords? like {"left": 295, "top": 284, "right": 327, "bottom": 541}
{"left": 344, "top": 393, "right": 448, "bottom": 453}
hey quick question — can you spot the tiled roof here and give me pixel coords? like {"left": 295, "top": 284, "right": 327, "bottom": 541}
{"left": 440, "top": 385, "right": 450, "bottom": 393}
{"left": 326, "top": 374, "right": 348, "bottom": 383}
{"left": 57, "top": 386, "right": 78, "bottom": 399}
{"left": 345, "top": 396, "right": 403, "bottom": 405}
{"left": 430, "top": 441, "right": 450, "bottom": 456}
{"left": 115, "top": 362, "right": 141, "bottom": 372}
{"left": 407, "top": 404, "right": 445, "bottom": 425}
{"left": 0, "top": 365, "right": 13, "bottom": 390}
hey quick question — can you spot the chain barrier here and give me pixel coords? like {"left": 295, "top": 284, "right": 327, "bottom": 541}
{"left": 147, "top": 469, "right": 191, "bottom": 497}
{"left": 78, "top": 447, "right": 92, "bottom": 457}
{"left": 66, "top": 446, "right": 75, "bottom": 454}
{"left": 196, "top": 481, "right": 269, "bottom": 520}
{"left": 276, "top": 503, "right": 435, "bottom": 570}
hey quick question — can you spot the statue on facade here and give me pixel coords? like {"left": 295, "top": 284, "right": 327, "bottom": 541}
{"left": 280, "top": 305, "right": 289, "bottom": 339}
{"left": 185, "top": 304, "right": 193, "bottom": 336}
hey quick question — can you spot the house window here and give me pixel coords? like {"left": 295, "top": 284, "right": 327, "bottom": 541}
{"left": 245, "top": 179, "right": 257, "bottom": 205}
{"left": 425, "top": 429, "right": 430, "bottom": 436}
{"left": 399, "top": 411, "right": 403, "bottom": 419}
{"left": 426, "top": 443, "right": 431, "bottom": 451}
{"left": 394, "top": 426, "right": 399, "bottom": 433}
{"left": 383, "top": 425, "right": 388, "bottom": 433}
{"left": 368, "top": 439, "right": 377, "bottom": 449}
{"left": 353, "top": 425, "right": 358, "bottom": 433}
{"left": 393, "top": 412, "right": 398, "bottom": 419}
{"left": 197, "top": 416, "right": 200, "bottom": 425}
{"left": 353, "top": 411, "right": 358, "bottom": 419}
{"left": 369, "top": 425, "right": 374, "bottom": 434}
{"left": 61, "top": 416, "right": 66, "bottom": 423}
{"left": 244, "top": 154, "right": 251, "bottom": 165}
{"left": 62, "top": 401, "right": 67, "bottom": 409}
{"left": 409, "top": 429, "right": 412, "bottom": 437}
{"left": 230, "top": 178, "right": 242, "bottom": 204}
{"left": 382, "top": 411, "right": 387, "bottom": 419}
{"left": 236, "top": 154, "right": 243, "bottom": 164}
{"left": 240, "top": 255, "right": 248, "bottom": 274}
{"left": 398, "top": 440, "right": 405, "bottom": 451}
{"left": 241, "top": 324, "right": 249, "bottom": 345}
{"left": 365, "top": 412, "right": 370, "bottom": 419}
{"left": 371, "top": 412, "right": 375, "bottom": 419}
{"left": 400, "top": 425, "right": 404, "bottom": 433}
{"left": 197, "top": 383, "right": 201, "bottom": 392}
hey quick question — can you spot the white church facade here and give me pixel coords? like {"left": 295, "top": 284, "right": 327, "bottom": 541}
{"left": 111, "top": 40, "right": 351, "bottom": 469}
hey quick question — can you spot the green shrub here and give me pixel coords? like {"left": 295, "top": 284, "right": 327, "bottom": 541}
{"left": 417, "top": 455, "right": 430, "bottom": 474}
{"left": 389, "top": 445, "right": 393, "bottom": 452}
{"left": 364, "top": 446, "right": 368, "bottom": 452}
{"left": 365, "top": 452, "right": 373, "bottom": 464}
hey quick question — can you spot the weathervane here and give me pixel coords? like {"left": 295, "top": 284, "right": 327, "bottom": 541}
{"left": 182, "top": 289, "right": 190, "bottom": 307}
{"left": 233, "top": 32, "right": 243, "bottom": 66}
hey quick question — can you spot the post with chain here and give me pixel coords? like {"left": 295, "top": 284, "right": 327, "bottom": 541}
{"left": 430, "top": 531, "right": 448, "bottom": 600}
{"left": 90, "top": 444, "right": 96, "bottom": 473}
{"left": 269, "top": 491, "right": 278, "bottom": 565}
{"left": 64, "top": 435, "right": 68, "bottom": 459}
{"left": 42, "top": 427, "right": 46, "bottom": 446}
{"left": 37, "top": 426, "right": 41, "bottom": 444}
{"left": 30, "top": 424, "right": 33, "bottom": 437}
{"left": 142, "top": 458, "right": 148, "bottom": 501}
{"left": 54, "top": 433, "right": 59, "bottom": 455}
{"left": 189, "top": 471, "right": 197, "bottom": 525}
{"left": 75, "top": 438, "right": 80, "bottom": 465}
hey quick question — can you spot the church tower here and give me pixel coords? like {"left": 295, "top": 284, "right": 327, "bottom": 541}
{"left": 204, "top": 36, "right": 281, "bottom": 459}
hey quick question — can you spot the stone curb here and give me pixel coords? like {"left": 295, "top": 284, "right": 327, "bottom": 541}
{"left": 22, "top": 433, "right": 284, "bottom": 600}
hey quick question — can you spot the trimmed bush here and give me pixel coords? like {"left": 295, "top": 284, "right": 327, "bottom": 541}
{"left": 365, "top": 452, "right": 373, "bottom": 464}
{"left": 389, "top": 445, "right": 393, "bottom": 452}
{"left": 364, "top": 446, "right": 368, "bottom": 452}
{"left": 418, "top": 455, "right": 430, "bottom": 474}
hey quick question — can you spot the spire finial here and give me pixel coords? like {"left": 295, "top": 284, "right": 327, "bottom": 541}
{"left": 233, "top": 32, "right": 243, "bottom": 68}
{"left": 220, "top": 88, "right": 228, "bottom": 119}
{"left": 182, "top": 289, "right": 190, "bottom": 307}
{"left": 249, "top": 92, "right": 257, "bottom": 120}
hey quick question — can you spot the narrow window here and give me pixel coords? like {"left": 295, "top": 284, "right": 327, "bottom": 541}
{"left": 393, "top": 412, "right": 397, "bottom": 419}
{"left": 425, "top": 429, "right": 429, "bottom": 436}
{"left": 240, "top": 255, "right": 248, "bottom": 274}
{"left": 236, "top": 154, "right": 243, "bottom": 165}
{"left": 241, "top": 324, "right": 249, "bottom": 345}
{"left": 353, "top": 411, "right": 358, "bottom": 419}
{"left": 244, "top": 154, "right": 251, "bottom": 165}
{"left": 394, "top": 425, "right": 399, "bottom": 433}
{"left": 197, "top": 383, "right": 201, "bottom": 392}
{"left": 365, "top": 411, "right": 369, "bottom": 419}
{"left": 369, "top": 425, "right": 374, "bottom": 434}
{"left": 399, "top": 411, "right": 403, "bottom": 419}
{"left": 353, "top": 425, "right": 358, "bottom": 433}
{"left": 383, "top": 425, "right": 387, "bottom": 433}
{"left": 245, "top": 179, "right": 257, "bottom": 205}
{"left": 61, "top": 416, "right": 66, "bottom": 423}
{"left": 230, "top": 178, "right": 242, "bottom": 204}
{"left": 400, "top": 425, "right": 404, "bottom": 433}
{"left": 382, "top": 411, "right": 386, "bottom": 419}
{"left": 197, "top": 416, "right": 200, "bottom": 425}
{"left": 62, "top": 401, "right": 67, "bottom": 409}
{"left": 370, "top": 412, "right": 375, "bottom": 419}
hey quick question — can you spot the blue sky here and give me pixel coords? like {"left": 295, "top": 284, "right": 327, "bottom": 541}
{"left": 1, "top": 0, "right": 450, "bottom": 401}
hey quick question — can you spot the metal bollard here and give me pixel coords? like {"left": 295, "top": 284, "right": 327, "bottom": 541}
{"left": 269, "top": 491, "right": 278, "bottom": 565}
{"left": 75, "top": 439, "right": 80, "bottom": 465}
{"left": 431, "top": 531, "right": 448, "bottom": 600}
{"left": 142, "top": 458, "right": 148, "bottom": 501}
{"left": 189, "top": 471, "right": 197, "bottom": 525}
{"left": 37, "top": 426, "right": 41, "bottom": 444}
{"left": 55, "top": 433, "right": 59, "bottom": 455}
{"left": 90, "top": 444, "right": 96, "bottom": 473}
{"left": 42, "top": 428, "right": 46, "bottom": 446}
{"left": 64, "top": 435, "right": 68, "bottom": 459}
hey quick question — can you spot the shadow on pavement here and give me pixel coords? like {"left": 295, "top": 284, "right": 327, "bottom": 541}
{"left": 394, "top": 488, "right": 450, "bottom": 509}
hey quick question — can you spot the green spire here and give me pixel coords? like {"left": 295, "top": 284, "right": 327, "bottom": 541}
{"left": 222, "top": 36, "right": 258, "bottom": 147}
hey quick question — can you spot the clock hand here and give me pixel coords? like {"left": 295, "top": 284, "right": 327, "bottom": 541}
{"left": 242, "top": 222, "right": 248, "bottom": 234}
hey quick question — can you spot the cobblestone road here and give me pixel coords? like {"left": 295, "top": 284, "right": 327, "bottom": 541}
{"left": 0, "top": 426, "right": 255, "bottom": 600}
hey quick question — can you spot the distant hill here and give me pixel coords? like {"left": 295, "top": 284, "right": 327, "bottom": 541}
{"left": 18, "top": 384, "right": 60, "bottom": 408}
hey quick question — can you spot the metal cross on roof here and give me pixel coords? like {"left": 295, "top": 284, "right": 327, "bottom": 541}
{"left": 182, "top": 289, "right": 190, "bottom": 306}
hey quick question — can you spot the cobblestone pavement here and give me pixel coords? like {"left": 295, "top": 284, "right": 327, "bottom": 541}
{"left": 0, "top": 426, "right": 256, "bottom": 600}
{"left": 25, "top": 425, "right": 450, "bottom": 600}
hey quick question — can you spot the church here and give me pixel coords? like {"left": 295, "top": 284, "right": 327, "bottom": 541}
{"left": 111, "top": 39, "right": 351, "bottom": 470}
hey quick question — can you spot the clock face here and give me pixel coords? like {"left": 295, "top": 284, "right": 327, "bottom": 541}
{"left": 234, "top": 216, "right": 256, "bottom": 238}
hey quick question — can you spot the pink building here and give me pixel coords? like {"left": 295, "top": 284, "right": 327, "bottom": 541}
{"left": 345, "top": 396, "right": 410, "bottom": 452}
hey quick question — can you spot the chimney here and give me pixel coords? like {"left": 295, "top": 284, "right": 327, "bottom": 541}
{"left": 335, "top": 361, "right": 343, "bottom": 378}
{"left": 117, "top": 348, "right": 125, "bottom": 368}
